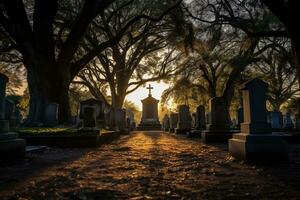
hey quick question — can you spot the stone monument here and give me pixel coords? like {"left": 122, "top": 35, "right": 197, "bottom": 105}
{"left": 162, "top": 114, "right": 170, "bottom": 132}
{"left": 137, "top": 84, "right": 161, "bottom": 130}
{"left": 229, "top": 78, "right": 287, "bottom": 163}
{"left": 169, "top": 112, "right": 178, "bottom": 133}
{"left": 270, "top": 110, "right": 283, "bottom": 130}
{"left": 175, "top": 105, "right": 192, "bottom": 134}
{"left": 0, "top": 73, "right": 26, "bottom": 161}
{"left": 79, "top": 98, "right": 105, "bottom": 129}
{"left": 283, "top": 111, "right": 294, "bottom": 129}
{"left": 201, "top": 97, "right": 234, "bottom": 143}
{"left": 188, "top": 105, "right": 206, "bottom": 138}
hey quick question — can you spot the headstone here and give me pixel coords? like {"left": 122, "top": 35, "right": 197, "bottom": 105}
{"left": 201, "top": 97, "right": 233, "bottom": 143}
{"left": 283, "top": 112, "right": 294, "bottom": 129}
{"left": 270, "top": 111, "right": 283, "bottom": 130}
{"left": 237, "top": 108, "right": 243, "bottom": 128}
{"left": 188, "top": 105, "right": 206, "bottom": 138}
{"left": 126, "top": 109, "right": 136, "bottom": 130}
{"left": 79, "top": 98, "right": 104, "bottom": 128}
{"left": 0, "top": 73, "right": 26, "bottom": 161}
{"left": 195, "top": 105, "right": 206, "bottom": 130}
{"left": 162, "top": 114, "right": 170, "bottom": 132}
{"left": 229, "top": 78, "right": 287, "bottom": 163}
{"left": 191, "top": 112, "right": 196, "bottom": 128}
{"left": 44, "top": 102, "right": 59, "bottom": 127}
{"left": 115, "top": 108, "right": 127, "bottom": 132}
{"left": 175, "top": 105, "right": 192, "bottom": 134}
{"left": 169, "top": 112, "right": 178, "bottom": 133}
{"left": 83, "top": 106, "right": 96, "bottom": 128}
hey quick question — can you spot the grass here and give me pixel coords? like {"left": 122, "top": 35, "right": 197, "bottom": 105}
{"left": 16, "top": 127, "right": 112, "bottom": 136}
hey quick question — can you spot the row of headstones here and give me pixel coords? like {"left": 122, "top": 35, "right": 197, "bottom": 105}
{"left": 78, "top": 99, "right": 136, "bottom": 131}
{"left": 163, "top": 97, "right": 299, "bottom": 134}
{"left": 162, "top": 78, "right": 290, "bottom": 163}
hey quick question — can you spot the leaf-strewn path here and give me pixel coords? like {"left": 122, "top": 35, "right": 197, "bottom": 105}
{"left": 1, "top": 131, "right": 300, "bottom": 199}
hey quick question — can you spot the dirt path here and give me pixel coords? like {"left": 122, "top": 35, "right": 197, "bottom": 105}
{"left": 1, "top": 131, "right": 300, "bottom": 199}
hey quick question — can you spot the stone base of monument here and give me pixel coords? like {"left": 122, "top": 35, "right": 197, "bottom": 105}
{"left": 0, "top": 133, "right": 26, "bottom": 161}
{"left": 137, "top": 124, "right": 162, "bottom": 131}
{"left": 175, "top": 128, "right": 191, "bottom": 135}
{"left": 201, "top": 130, "right": 237, "bottom": 143}
{"left": 229, "top": 133, "right": 288, "bottom": 163}
{"left": 187, "top": 130, "right": 202, "bottom": 138}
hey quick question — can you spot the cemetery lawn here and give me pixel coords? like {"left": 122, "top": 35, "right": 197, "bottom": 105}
{"left": 15, "top": 127, "right": 111, "bottom": 136}
{"left": 1, "top": 131, "right": 300, "bottom": 199}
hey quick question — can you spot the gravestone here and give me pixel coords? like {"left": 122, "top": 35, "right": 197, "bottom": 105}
{"left": 126, "top": 109, "right": 136, "bottom": 130}
{"left": 270, "top": 111, "right": 283, "bottom": 130}
{"left": 229, "top": 78, "right": 287, "bottom": 163}
{"left": 79, "top": 98, "right": 104, "bottom": 129}
{"left": 83, "top": 106, "right": 96, "bottom": 128}
{"left": 188, "top": 105, "right": 206, "bottom": 138}
{"left": 195, "top": 105, "right": 206, "bottom": 130}
{"left": 283, "top": 112, "right": 294, "bottom": 129}
{"left": 237, "top": 108, "right": 243, "bottom": 128}
{"left": 175, "top": 105, "right": 192, "bottom": 134}
{"left": 0, "top": 73, "right": 26, "bottom": 161}
{"left": 162, "top": 114, "right": 170, "bottom": 132}
{"left": 115, "top": 108, "right": 127, "bottom": 133}
{"left": 201, "top": 97, "right": 233, "bottom": 143}
{"left": 137, "top": 84, "right": 161, "bottom": 130}
{"left": 191, "top": 112, "right": 196, "bottom": 128}
{"left": 44, "top": 102, "right": 59, "bottom": 127}
{"left": 169, "top": 112, "right": 178, "bottom": 133}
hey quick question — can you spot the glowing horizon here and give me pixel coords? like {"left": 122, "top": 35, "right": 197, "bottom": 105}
{"left": 125, "top": 81, "right": 170, "bottom": 111}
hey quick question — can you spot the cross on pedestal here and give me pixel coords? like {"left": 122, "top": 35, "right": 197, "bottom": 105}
{"left": 147, "top": 84, "right": 153, "bottom": 96}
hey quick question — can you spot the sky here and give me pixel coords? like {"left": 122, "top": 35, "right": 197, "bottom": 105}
{"left": 125, "top": 81, "right": 170, "bottom": 111}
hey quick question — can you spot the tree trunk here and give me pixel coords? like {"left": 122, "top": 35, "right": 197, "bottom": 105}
{"left": 24, "top": 61, "right": 71, "bottom": 126}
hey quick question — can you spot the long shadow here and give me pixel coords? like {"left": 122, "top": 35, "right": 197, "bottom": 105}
{"left": 0, "top": 147, "right": 95, "bottom": 193}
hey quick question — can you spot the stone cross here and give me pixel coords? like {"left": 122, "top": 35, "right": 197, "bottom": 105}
{"left": 147, "top": 84, "right": 153, "bottom": 96}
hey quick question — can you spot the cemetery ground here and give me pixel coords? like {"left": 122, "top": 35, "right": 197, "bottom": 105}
{"left": 1, "top": 131, "right": 300, "bottom": 199}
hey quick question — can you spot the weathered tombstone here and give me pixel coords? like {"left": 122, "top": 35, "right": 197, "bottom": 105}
{"left": 175, "top": 105, "right": 192, "bottom": 134}
{"left": 169, "top": 112, "right": 178, "bottom": 133}
{"left": 162, "top": 114, "right": 170, "bottom": 132}
{"left": 115, "top": 108, "right": 127, "bottom": 133}
{"left": 191, "top": 112, "right": 196, "bottom": 128}
{"left": 0, "top": 73, "right": 26, "bottom": 161}
{"left": 270, "top": 111, "right": 283, "bottom": 130}
{"left": 188, "top": 105, "right": 206, "bottom": 138}
{"left": 83, "top": 106, "right": 96, "bottom": 128}
{"left": 44, "top": 102, "right": 59, "bottom": 127}
{"left": 195, "top": 105, "right": 206, "bottom": 130}
{"left": 284, "top": 112, "right": 294, "bottom": 129}
{"left": 201, "top": 97, "right": 233, "bottom": 143}
{"left": 79, "top": 98, "right": 104, "bottom": 128}
{"left": 237, "top": 108, "right": 243, "bottom": 128}
{"left": 126, "top": 109, "right": 135, "bottom": 130}
{"left": 229, "top": 78, "right": 287, "bottom": 163}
